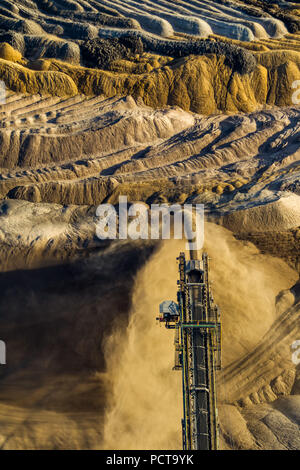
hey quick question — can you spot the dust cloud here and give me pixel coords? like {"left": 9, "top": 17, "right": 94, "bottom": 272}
{"left": 101, "top": 239, "right": 183, "bottom": 450}
{"left": 204, "top": 223, "right": 297, "bottom": 365}
{"left": 101, "top": 223, "right": 297, "bottom": 450}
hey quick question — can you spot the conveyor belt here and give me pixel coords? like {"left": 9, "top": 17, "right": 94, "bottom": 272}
{"left": 157, "top": 252, "right": 221, "bottom": 450}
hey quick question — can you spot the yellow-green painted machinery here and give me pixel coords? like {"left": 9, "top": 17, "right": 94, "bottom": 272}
{"left": 157, "top": 252, "right": 221, "bottom": 450}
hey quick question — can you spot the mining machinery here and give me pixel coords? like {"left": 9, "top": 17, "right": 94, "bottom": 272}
{"left": 157, "top": 252, "right": 221, "bottom": 450}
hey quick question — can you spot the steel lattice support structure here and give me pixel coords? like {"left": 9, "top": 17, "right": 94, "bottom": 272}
{"left": 157, "top": 252, "right": 221, "bottom": 450}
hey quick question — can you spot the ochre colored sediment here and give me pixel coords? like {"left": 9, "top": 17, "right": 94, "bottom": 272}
{"left": 0, "top": 58, "right": 78, "bottom": 96}
{"left": 0, "top": 45, "right": 299, "bottom": 113}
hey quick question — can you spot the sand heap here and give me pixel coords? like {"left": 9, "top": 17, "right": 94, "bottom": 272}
{"left": 0, "top": 93, "right": 299, "bottom": 227}
{"left": 0, "top": 42, "right": 21, "bottom": 62}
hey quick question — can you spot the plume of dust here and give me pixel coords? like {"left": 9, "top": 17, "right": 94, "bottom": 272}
{"left": 101, "top": 238, "right": 184, "bottom": 450}
{"left": 205, "top": 223, "right": 297, "bottom": 366}
{"left": 101, "top": 223, "right": 297, "bottom": 450}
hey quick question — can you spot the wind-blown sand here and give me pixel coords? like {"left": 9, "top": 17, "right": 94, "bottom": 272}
{"left": 0, "top": 207, "right": 299, "bottom": 449}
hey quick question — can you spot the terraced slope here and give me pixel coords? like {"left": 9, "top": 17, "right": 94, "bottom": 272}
{"left": 0, "top": 93, "right": 299, "bottom": 226}
{"left": 0, "top": 0, "right": 299, "bottom": 41}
